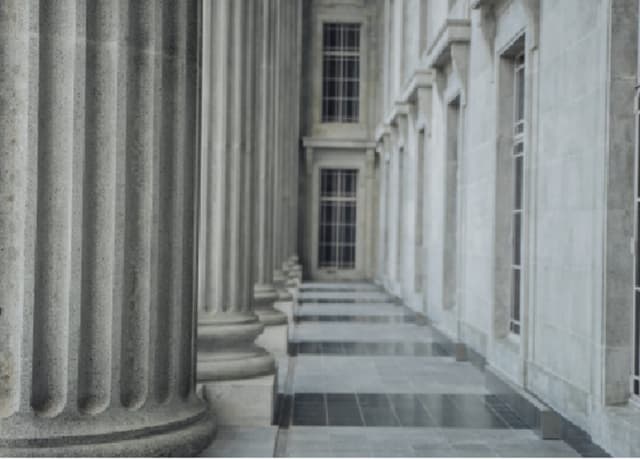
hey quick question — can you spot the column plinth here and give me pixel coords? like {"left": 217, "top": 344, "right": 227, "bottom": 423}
{"left": 273, "top": 269, "right": 293, "bottom": 301}
{"left": 254, "top": 284, "right": 288, "bottom": 326}
{"left": 198, "top": 315, "right": 275, "bottom": 381}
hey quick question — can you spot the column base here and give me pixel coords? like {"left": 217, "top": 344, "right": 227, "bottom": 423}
{"left": 200, "top": 374, "right": 277, "bottom": 426}
{"left": 255, "top": 284, "right": 288, "bottom": 326}
{"left": 198, "top": 314, "right": 276, "bottom": 381}
{"left": 0, "top": 401, "right": 216, "bottom": 457}
{"left": 256, "top": 322, "right": 289, "bottom": 356}
{"left": 275, "top": 300, "right": 295, "bottom": 325}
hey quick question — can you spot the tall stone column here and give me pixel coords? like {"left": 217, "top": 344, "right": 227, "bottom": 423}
{"left": 288, "top": 2, "right": 302, "bottom": 287}
{"left": 198, "top": 0, "right": 276, "bottom": 426}
{"left": 253, "top": 0, "right": 288, "bottom": 328}
{"left": 271, "top": 0, "right": 293, "bottom": 301}
{"left": 0, "top": 0, "right": 215, "bottom": 455}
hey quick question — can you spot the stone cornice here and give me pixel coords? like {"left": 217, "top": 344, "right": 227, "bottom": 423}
{"left": 424, "top": 19, "right": 471, "bottom": 69}
{"left": 302, "top": 136, "right": 376, "bottom": 150}
{"left": 374, "top": 123, "right": 391, "bottom": 144}
{"left": 384, "top": 102, "right": 411, "bottom": 127}
{"left": 470, "top": 0, "right": 497, "bottom": 9}
{"left": 398, "top": 69, "right": 434, "bottom": 104}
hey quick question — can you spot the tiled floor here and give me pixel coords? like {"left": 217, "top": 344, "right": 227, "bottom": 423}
{"left": 277, "top": 282, "right": 586, "bottom": 457}
{"left": 203, "top": 282, "right": 605, "bottom": 457}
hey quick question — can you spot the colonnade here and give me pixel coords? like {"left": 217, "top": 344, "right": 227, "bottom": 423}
{"left": 197, "top": 0, "right": 302, "bottom": 422}
{"left": 0, "top": 0, "right": 302, "bottom": 455}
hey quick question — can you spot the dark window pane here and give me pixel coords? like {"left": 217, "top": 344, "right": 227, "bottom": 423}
{"left": 516, "top": 66, "right": 525, "bottom": 122}
{"left": 343, "top": 58, "right": 359, "bottom": 79}
{"left": 514, "top": 155, "right": 523, "bottom": 211}
{"left": 325, "top": 100, "right": 338, "bottom": 121}
{"left": 343, "top": 81, "right": 359, "bottom": 99}
{"left": 635, "top": 290, "right": 640, "bottom": 384}
{"left": 637, "top": 206, "right": 640, "bottom": 287}
{"left": 344, "top": 27, "right": 359, "bottom": 50}
{"left": 512, "top": 213, "right": 521, "bottom": 266}
{"left": 344, "top": 203, "right": 356, "bottom": 224}
{"left": 322, "top": 24, "right": 360, "bottom": 123}
{"left": 511, "top": 268, "right": 521, "bottom": 326}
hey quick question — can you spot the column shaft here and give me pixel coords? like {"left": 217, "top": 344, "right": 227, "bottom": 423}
{"left": 198, "top": 0, "right": 275, "bottom": 382}
{"left": 0, "top": 0, "right": 214, "bottom": 455}
{"left": 253, "top": 0, "right": 287, "bottom": 325}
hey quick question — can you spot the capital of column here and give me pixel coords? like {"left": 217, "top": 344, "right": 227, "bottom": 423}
{"left": 198, "top": 313, "right": 275, "bottom": 381}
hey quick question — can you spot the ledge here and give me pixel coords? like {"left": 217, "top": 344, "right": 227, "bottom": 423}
{"left": 374, "top": 123, "right": 391, "bottom": 143}
{"left": 470, "top": 0, "right": 498, "bottom": 9}
{"left": 384, "top": 102, "right": 411, "bottom": 127}
{"left": 424, "top": 19, "right": 471, "bottom": 69}
{"left": 302, "top": 137, "right": 376, "bottom": 150}
{"left": 398, "top": 69, "right": 434, "bottom": 104}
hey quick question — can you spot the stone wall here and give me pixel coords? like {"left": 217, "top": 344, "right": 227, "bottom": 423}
{"left": 374, "top": 0, "right": 640, "bottom": 455}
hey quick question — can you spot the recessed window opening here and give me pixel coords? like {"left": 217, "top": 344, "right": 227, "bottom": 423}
{"left": 510, "top": 51, "right": 525, "bottom": 336}
{"left": 318, "top": 169, "right": 358, "bottom": 269}
{"left": 443, "top": 97, "right": 459, "bottom": 310}
{"left": 322, "top": 23, "right": 360, "bottom": 123}
{"left": 633, "top": 89, "right": 640, "bottom": 397}
{"left": 415, "top": 130, "right": 425, "bottom": 293}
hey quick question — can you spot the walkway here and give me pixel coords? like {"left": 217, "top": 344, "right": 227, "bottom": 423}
{"left": 204, "top": 282, "right": 605, "bottom": 457}
{"left": 275, "top": 282, "right": 582, "bottom": 457}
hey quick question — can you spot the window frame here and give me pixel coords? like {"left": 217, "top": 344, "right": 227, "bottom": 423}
{"left": 632, "top": 87, "right": 640, "bottom": 399}
{"left": 510, "top": 51, "right": 526, "bottom": 336}
{"left": 318, "top": 168, "right": 358, "bottom": 269}
{"left": 321, "top": 22, "right": 361, "bottom": 124}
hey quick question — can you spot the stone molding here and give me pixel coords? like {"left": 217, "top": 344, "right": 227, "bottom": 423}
{"left": 302, "top": 136, "right": 377, "bottom": 150}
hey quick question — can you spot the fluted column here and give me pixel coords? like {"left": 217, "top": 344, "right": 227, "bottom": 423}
{"left": 287, "top": 0, "right": 304, "bottom": 284}
{"left": 271, "top": 0, "right": 293, "bottom": 300}
{"left": 197, "top": 0, "right": 275, "bottom": 382}
{"left": 253, "top": 0, "right": 288, "bottom": 326}
{"left": 0, "top": 0, "right": 214, "bottom": 455}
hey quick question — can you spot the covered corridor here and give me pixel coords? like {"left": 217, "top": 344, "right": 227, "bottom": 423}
{"left": 207, "top": 283, "right": 604, "bottom": 457}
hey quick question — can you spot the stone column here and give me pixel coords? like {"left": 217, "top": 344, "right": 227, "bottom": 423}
{"left": 253, "top": 0, "right": 288, "bottom": 328}
{"left": 0, "top": 0, "right": 215, "bottom": 455}
{"left": 253, "top": 0, "right": 288, "bottom": 357}
{"left": 271, "top": 0, "right": 293, "bottom": 301}
{"left": 286, "top": 1, "right": 304, "bottom": 286}
{"left": 198, "top": 0, "right": 276, "bottom": 426}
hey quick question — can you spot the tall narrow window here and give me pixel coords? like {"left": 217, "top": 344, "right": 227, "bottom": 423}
{"left": 396, "top": 148, "right": 404, "bottom": 279}
{"left": 322, "top": 23, "right": 360, "bottom": 123}
{"left": 415, "top": 130, "right": 425, "bottom": 293}
{"left": 633, "top": 90, "right": 640, "bottom": 396}
{"left": 443, "top": 98, "right": 459, "bottom": 310}
{"left": 318, "top": 169, "right": 358, "bottom": 269}
{"left": 510, "top": 52, "right": 525, "bottom": 335}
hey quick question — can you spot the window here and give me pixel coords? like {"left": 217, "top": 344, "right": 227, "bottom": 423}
{"left": 443, "top": 98, "right": 460, "bottom": 310}
{"left": 415, "top": 130, "right": 425, "bottom": 293}
{"left": 633, "top": 90, "right": 640, "bottom": 396}
{"left": 322, "top": 23, "right": 360, "bottom": 123}
{"left": 510, "top": 52, "right": 525, "bottom": 335}
{"left": 318, "top": 169, "right": 358, "bottom": 269}
{"left": 396, "top": 148, "right": 404, "bottom": 278}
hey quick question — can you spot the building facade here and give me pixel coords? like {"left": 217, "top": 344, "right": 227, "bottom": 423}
{"left": 2, "top": 0, "right": 640, "bottom": 456}
{"left": 366, "top": 0, "right": 640, "bottom": 456}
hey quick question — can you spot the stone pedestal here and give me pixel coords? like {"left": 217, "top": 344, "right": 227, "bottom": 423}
{"left": 202, "top": 375, "right": 278, "bottom": 426}
{"left": 256, "top": 323, "right": 290, "bottom": 356}
{"left": 0, "top": 0, "right": 215, "bottom": 455}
